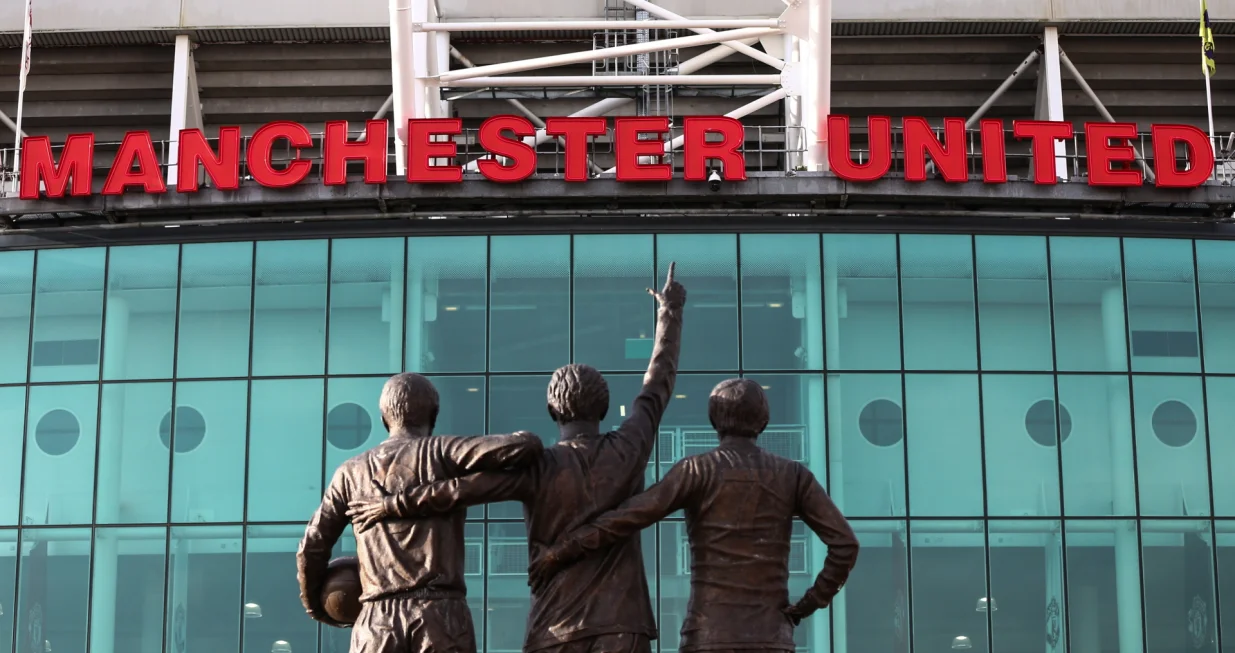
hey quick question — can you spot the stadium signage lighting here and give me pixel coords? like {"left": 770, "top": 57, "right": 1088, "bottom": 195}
{"left": 15, "top": 114, "right": 1217, "bottom": 200}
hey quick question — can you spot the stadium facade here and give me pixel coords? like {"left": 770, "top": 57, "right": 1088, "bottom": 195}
{"left": 1, "top": 1, "right": 1235, "bottom": 652}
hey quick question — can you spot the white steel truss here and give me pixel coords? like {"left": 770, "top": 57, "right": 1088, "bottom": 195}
{"left": 389, "top": 0, "right": 833, "bottom": 174}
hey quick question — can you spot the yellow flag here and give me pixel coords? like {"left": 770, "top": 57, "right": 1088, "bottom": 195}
{"left": 1202, "top": 0, "right": 1216, "bottom": 76}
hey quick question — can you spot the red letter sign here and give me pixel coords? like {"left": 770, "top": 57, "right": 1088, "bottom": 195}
{"left": 903, "top": 117, "right": 967, "bottom": 183}
{"left": 177, "top": 127, "right": 241, "bottom": 193}
{"left": 545, "top": 117, "right": 606, "bottom": 182}
{"left": 324, "top": 120, "right": 388, "bottom": 185}
{"left": 407, "top": 118, "right": 462, "bottom": 183}
{"left": 1151, "top": 124, "right": 1215, "bottom": 188}
{"left": 102, "top": 131, "right": 167, "bottom": 195}
{"left": 614, "top": 117, "right": 671, "bottom": 182}
{"left": 683, "top": 116, "right": 746, "bottom": 181}
{"left": 1085, "top": 122, "right": 1142, "bottom": 187}
{"left": 477, "top": 115, "right": 537, "bottom": 183}
{"left": 247, "top": 121, "right": 313, "bottom": 188}
{"left": 1012, "top": 120, "right": 1072, "bottom": 184}
{"left": 19, "top": 133, "right": 94, "bottom": 199}
{"left": 979, "top": 119, "right": 1008, "bottom": 183}
{"left": 827, "top": 115, "right": 892, "bottom": 182}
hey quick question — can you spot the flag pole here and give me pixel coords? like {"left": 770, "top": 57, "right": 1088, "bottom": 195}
{"left": 12, "top": 0, "right": 33, "bottom": 196}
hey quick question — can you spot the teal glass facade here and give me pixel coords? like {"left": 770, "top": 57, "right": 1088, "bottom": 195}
{"left": 0, "top": 232, "right": 1232, "bottom": 653}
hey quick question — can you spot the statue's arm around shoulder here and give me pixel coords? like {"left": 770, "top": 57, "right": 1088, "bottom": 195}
{"left": 443, "top": 430, "right": 545, "bottom": 475}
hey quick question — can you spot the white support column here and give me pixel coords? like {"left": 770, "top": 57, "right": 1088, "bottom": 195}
{"left": 389, "top": 0, "right": 422, "bottom": 175}
{"left": 803, "top": 260, "right": 834, "bottom": 653}
{"left": 799, "top": 0, "right": 831, "bottom": 171}
{"left": 166, "top": 35, "right": 201, "bottom": 188}
{"left": 782, "top": 34, "right": 802, "bottom": 171}
{"left": 1100, "top": 286, "right": 1143, "bottom": 653}
{"left": 620, "top": 0, "right": 785, "bottom": 70}
{"left": 1039, "top": 27, "right": 1068, "bottom": 181}
{"left": 90, "top": 295, "right": 129, "bottom": 653}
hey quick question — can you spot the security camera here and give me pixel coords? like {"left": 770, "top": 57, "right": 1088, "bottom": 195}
{"left": 708, "top": 169, "right": 721, "bottom": 192}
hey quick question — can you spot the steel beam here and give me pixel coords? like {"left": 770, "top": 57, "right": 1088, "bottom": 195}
{"left": 416, "top": 19, "right": 780, "bottom": 31}
{"left": 621, "top": 0, "right": 785, "bottom": 70}
{"left": 798, "top": 0, "right": 831, "bottom": 171}
{"left": 390, "top": 0, "right": 414, "bottom": 174}
{"left": 436, "top": 27, "right": 779, "bottom": 84}
{"left": 445, "top": 75, "right": 781, "bottom": 88}
{"left": 600, "top": 88, "right": 790, "bottom": 175}
{"left": 1057, "top": 48, "right": 1156, "bottom": 184}
{"left": 167, "top": 35, "right": 202, "bottom": 188}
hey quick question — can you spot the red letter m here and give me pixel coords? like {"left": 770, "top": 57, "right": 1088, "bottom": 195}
{"left": 20, "top": 134, "right": 96, "bottom": 199}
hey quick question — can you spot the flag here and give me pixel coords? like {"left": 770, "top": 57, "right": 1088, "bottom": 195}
{"left": 1184, "top": 529, "right": 1217, "bottom": 652}
{"left": 1202, "top": 0, "right": 1216, "bottom": 77}
{"left": 19, "top": 538, "right": 47, "bottom": 653}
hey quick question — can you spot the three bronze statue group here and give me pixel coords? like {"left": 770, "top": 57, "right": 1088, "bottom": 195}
{"left": 296, "top": 264, "right": 861, "bottom": 653}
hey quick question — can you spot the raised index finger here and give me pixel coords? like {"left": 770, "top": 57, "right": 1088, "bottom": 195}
{"left": 664, "top": 261, "right": 676, "bottom": 286}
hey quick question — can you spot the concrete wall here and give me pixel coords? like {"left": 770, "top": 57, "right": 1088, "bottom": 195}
{"left": 2, "top": 0, "right": 1234, "bottom": 33}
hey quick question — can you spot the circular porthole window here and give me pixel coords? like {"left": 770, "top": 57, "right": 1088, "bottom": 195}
{"left": 327, "top": 403, "right": 372, "bottom": 450}
{"left": 1025, "top": 400, "right": 1072, "bottom": 447}
{"left": 859, "top": 399, "right": 904, "bottom": 447}
{"left": 1152, "top": 400, "right": 1197, "bottom": 447}
{"left": 35, "top": 409, "right": 80, "bottom": 456}
{"left": 159, "top": 407, "right": 207, "bottom": 453}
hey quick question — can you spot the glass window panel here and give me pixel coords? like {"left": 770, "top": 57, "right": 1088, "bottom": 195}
{"left": 23, "top": 383, "right": 98, "bottom": 525}
{"left": 573, "top": 234, "right": 654, "bottom": 372}
{"left": 1123, "top": 238, "right": 1200, "bottom": 374}
{"left": 248, "top": 379, "right": 324, "bottom": 522}
{"left": 17, "top": 528, "right": 91, "bottom": 653}
{"left": 30, "top": 248, "right": 106, "bottom": 383}
{"left": 742, "top": 374, "right": 826, "bottom": 487}
{"left": 252, "top": 240, "right": 327, "bottom": 377}
{"left": 488, "top": 375, "right": 556, "bottom": 520}
{"left": 658, "top": 520, "right": 689, "bottom": 651}
{"left": 1217, "top": 521, "right": 1235, "bottom": 653}
{"left": 0, "top": 530, "right": 15, "bottom": 653}
{"left": 104, "top": 245, "right": 179, "bottom": 381}
{"left": 981, "top": 375, "right": 1062, "bottom": 517}
{"left": 906, "top": 374, "right": 982, "bottom": 517}
{"left": 656, "top": 234, "right": 738, "bottom": 371}
{"left": 1050, "top": 237, "right": 1126, "bottom": 372}
{"left": 822, "top": 234, "right": 901, "bottom": 371}
{"left": 900, "top": 235, "right": 977, "bottom": 371}
{"left": 740, "top": 235, "right": 822, "bottom": 372}
{"left": 1142, "top": 520, "right": 1219, "bottom": 652}
{"left": 656, "top": 374, "right": 730, "bottom": 483}
{"left": 909, "top": 520, "right": 987, "bottom": 653}
{"left": 170, "top": 381, "right": 248, "bottom": 523}
{"left": 408, "top": 236, "right": 487, "bottom": 374}
{"left": 597, "top": 374, "right": 655, "bottom": 489}
{"left": 975, "top": 236, "right": 1053, "bottom": 371}
{"left": 167, "top": 526, "right": 242, "bottom": 653}
{"left": 785, "top": 520, "right": 831, "bottom": 653}
{"left": 826, "top": 373, "right": 904, "bottom": 517}
{"left": 1059, "top": 375, "right": 1135, "bottom": 517}
{"left": 835, "top": 521, "right": 908, "bottom": 653}
{"left": 90, "top": 527, "right": 167, "bottom": 653}
{"left": 487, "top": 522, "right": 528, "bottom": 651}
{"left": 1132, "top": 375, "right": 1211, "bottom": 516}
{"left": 0, "top": 388, "right": 25, "bottom": 526}
{"left": 490, "top": 236, "right": 570, "bottom": 373}
{"left": 244, "top": 525, "right": 319, "bottom": 653}
{"left": 0, "top": 251, "right": 34, "bottom": 384}
{"left": 176, "top": 242, "right": 253, "bottom": 379}
{"left": 1064, "top": 520, "right": 1143, "bottom": 652}
{"left": 1196, "top": 241, "right": 1235, "bottom": 373}
{"left": 1206, "top": 377, "right": 1235, "bottom": 517}
{"left": 988, "top": 520, "right": 1066, "bottom": 653}
{"left": 328, "top": 238, "right": 405, "bottom": 376}
{"left": 98, "top": 383, "right": 172, "bottom": 525}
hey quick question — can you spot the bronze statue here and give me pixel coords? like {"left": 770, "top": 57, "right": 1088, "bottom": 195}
{"left": 528, "top": 378, "right": 859, "bottom": 652}
{"left": 346, "top": 264, "right": 686, "bottom": 653}
{"left": 296, "top": 372, "right": 545, "bottom": 653}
